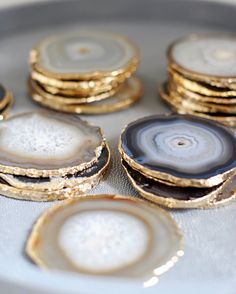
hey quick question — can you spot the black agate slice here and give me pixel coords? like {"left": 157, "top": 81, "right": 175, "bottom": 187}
{"left": 120, "top": 114, "right": 236, "bottom": 187}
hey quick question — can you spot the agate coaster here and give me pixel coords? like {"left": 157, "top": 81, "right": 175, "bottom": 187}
{"left": 30, "top": 31, "right": 139, "bottom": 80}
{"left": 30, "top": 78, "right": 122, "bottom": 104}
{"left": 0, "top": 144, "right": 110, "bottom": 194}
{"left": 31, "top": 76, "right": 142, "bottom": 114}
{"left": 26, "top": 194, "right": 183, "bottom": 283}
{"left": 168, "top": 34, "right": 236, "bottom": 81}
{"left": 122, "top": 160, "right": 232, "bottom": 209}
{"left": 0, "top": 111, "right": 105, "bottom": 177}
{"left": 119, "top": 114, "right": 236, "bottom": 187}
{"left": 160, "top": 84, "right": 236, "bottom": 127}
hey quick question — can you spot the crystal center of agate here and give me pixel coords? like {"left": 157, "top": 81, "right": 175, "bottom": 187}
{"left": 0, "top": 113, "right": 88, "bottom": 160}
{"left": 58, "top": 210, "right": 149, "bottom": 272}
{"left": 171, "top": 36, "right": 236, "bottom": 76}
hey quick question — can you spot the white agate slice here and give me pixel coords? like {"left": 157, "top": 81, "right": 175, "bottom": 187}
{"left": 26, "top": 195, "right": 183, "bottom": 282}
{"left": 0, "top": 111, "right": 104, "bottom": 176}
{"left": 170, "top": 35, "right": 236, "bottom": 77}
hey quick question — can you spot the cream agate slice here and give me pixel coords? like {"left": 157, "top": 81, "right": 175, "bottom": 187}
{"left": 26, "top": 195, "right": 183, "bottom": 283}
{"left": 168, "top": 34, "right": 236, "bottom": 79}
{"left": 120, "top": 114, "right": 236, "bottom": 187}
{"left": 32, "top": 76, "right": 142, "bottom": 114}
{"left": 31, "top": 31, "right": 139, "bottom": 79}
{"left": 0, "top": 111, "right": 104, "bottom": 177}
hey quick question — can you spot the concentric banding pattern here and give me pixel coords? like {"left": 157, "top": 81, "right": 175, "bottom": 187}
{"left": 121, "top": 115, "right": 236, "bottom": 179}
{"left": 26, "top": 195, "right": 183, "bottom": 279}
{"left": 170, "top": 36, "right": 236, "bottom": 77}
{"left": 37, "top": 32, "right": 137, "bottom": 74}
{"left": 0, "top": 111, "right": 104, "bottom": 172}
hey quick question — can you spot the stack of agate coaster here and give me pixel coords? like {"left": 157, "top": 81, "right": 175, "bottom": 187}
{"left": 160, "top": 34, "right": 236, "bottom": 127}
{"left": 0, "top": 111, "right": 109, "bottom": 201}
{"left": 0, "top": 84, "right": 13, "bottom": 119}
{"left": 119, "top": 114, "right": 236, "bottom": 209}
{"left": 26, "top": 194, "right": 184, "bottom": 284}
{"left": 29, "top": 31, "right": 142, "bottom": 114}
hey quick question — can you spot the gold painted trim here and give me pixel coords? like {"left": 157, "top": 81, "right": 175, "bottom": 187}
{"left": 31, "top": 76, "right": 142, "bottom": 114}
{"left": 160, "top": 84, "right": 236, "bottom": 127}
{"left": 30, "top": 78, "right": 122, "bottom": 105}
{"left": 0, "top": 144, "right": 110, "bottom": 193}
{"left": 122, "top": 160, "right": 235, "bottom": 209}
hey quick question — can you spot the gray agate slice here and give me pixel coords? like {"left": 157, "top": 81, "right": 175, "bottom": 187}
{"left": 120, "top": 114, "right": 236, "bottom": 186}
{"left": 33, "top": 31, "right": 137, "bottom": 77}
{"left": 169, "top": 35, "right": 236, "bottom": 78}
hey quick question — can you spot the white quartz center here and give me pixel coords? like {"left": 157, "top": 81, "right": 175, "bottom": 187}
{"left": 58, "top": 210, "right": 150, "bottom": 273}
{"left": 0, "top": 113, "right": 88, "bottom": 160}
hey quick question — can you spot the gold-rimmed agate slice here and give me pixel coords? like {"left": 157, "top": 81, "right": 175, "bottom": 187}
{"left": 30, "top": 68, "right": 134, "bottom": 96}
{"left": 0, "top": 111, "right": 105, "bottom": 177}
{"left": 166, "top": 84, "right": 236, "bottom": 114}
{"left": 29, "top": 78, "right": 121, "bottom": 104}
{"left": 167, "top": 34, "right": 236, "bottom": 84}
{"left": 0, "top": 144, "right": 110, "bottom": 194}
{"left": 30, "top": 31, "right": 139, "bottom": 80}
{"left": 31, "top": 76, "right": 142, "bottom": 114}
{"left": 168, "top": 69, "right": 236, "bottom": 98}
{"left": 168, "top": 80, "right": 236, "bottom": 105}
{"left": 122, "top": 159, "right": 233, "bottom": 209}
{"left": 201, "top": 174, "right": 236, "bottom": 209}
{"left": 159, "top": 83, "right": 236, "bottom": 127}
{"left": 26, "top": 194, "right": 183, "bottom": 284}
{"left": 119, "top": 114, "right": 236, "bottom": 188}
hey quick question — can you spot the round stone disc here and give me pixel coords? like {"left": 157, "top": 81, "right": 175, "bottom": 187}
{"left": 169, "top": 81, "right": 236, "bottom": 105}
{"left": 31, "top": 76, "right": 142, "bottom": 114}
{"left": 169, "top": 69, "right": 236, "bottom": 98}
{"left": 168, "top": 34, "right": 236, "bottom": 81}
{"left": 30, "top": 66, "right": 134, "bottom": 95}
{"left": 26, "top": 194, "right": 183, "bottom": 283}
{"left": 160, "top": 83, "right": 236, "bottom": 127}
{"left": 31, "top": 31, "right": 139, "bottom": 80}
{"left": 120, "top": 113, "right": 236, "bottom": 187}
{"left": 0, "top": 111, "right": 105, "bottom": 177}
{"left": 122, "top": 160, "right": 227, "bottom": 209}
{"left": 0, "top": 144, "right": 110, "bottom": 194}
{"left": 30, "top": 78, "right": 121, "bottom": 104}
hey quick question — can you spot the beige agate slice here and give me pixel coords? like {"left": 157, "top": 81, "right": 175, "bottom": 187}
{"left": 160, "top": 84, "right": 236, "bottom": 127}
{"left": 30, "top": 31, "right": 139, "bottom": 80}
{"left": 168, "top": 69, "right": 236, "bottom": 98}
{"left": 0, "top": 111, "right": 104, "bottom": 177}
{"left": 30, "top": 63, "right": 136, "bottom": 95}
{"left": 26, "top": 195, "right": 183, "bottom": 283}
{"left": 30, "top": 78, "right": 122, "bottom": 105}
{"left": 31, "top": 76, "right": 142, "bottom": 114}
{"left": 0, "top": 144, "right": 110, "bottom": 194}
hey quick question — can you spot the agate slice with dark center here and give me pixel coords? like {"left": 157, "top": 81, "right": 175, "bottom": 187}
{"left": 120, "top": 114, "right": 236, "bottom": 182}
{"left": 122, "top": 160, "right": 220, "bottom": 204}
